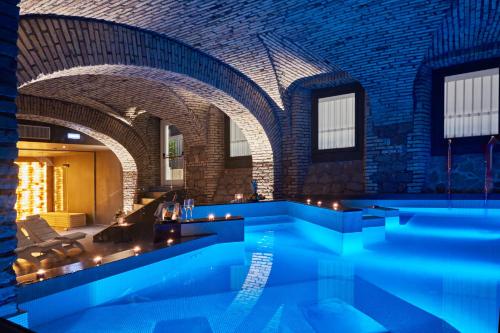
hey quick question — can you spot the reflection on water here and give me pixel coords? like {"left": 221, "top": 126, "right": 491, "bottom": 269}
{"left": 34, "top": 212, "right": 500, "bottom": 333}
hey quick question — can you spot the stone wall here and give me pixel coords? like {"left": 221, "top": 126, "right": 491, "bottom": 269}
{"left": 16, "top": 15, "right": 279, "bottom": 199}
{"left": 0, "top": 0, "right": 19, "bottom": 318}
{"left": 302, "top": 160, "right": 364, "bottom": 196}
{"left": 425, "top": 153, "right": 500, "bottom": 194}
{"left": 14, "top": 2, "right": 500, "bottom": 199}
{"left": 213, "top": 168, "right": 253, "bottom": 203}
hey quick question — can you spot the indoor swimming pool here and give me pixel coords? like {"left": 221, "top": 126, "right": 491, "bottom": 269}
{"left": 21, "top": 203, "right": 500, "bottom": 333}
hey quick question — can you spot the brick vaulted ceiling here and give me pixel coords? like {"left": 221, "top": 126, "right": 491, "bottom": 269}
{"left": 18, "top": 0, "right": 452, "bottom": 110}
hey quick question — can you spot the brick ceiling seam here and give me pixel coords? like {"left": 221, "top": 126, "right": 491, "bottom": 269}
{"left": 17, "top": 14, "right": 283, "bottom": 115}
{"left": 20, "top": 74, "right": 208, "bottom": 146}
{"left": 20, "top": 64, "right": 277, "bottom": 164}
{"left": 258, "top": 32, "right": 341, "bottom": 98}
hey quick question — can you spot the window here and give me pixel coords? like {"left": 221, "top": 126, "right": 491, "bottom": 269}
{"left": 444, "top": 68, "right": 499, "bottom": 138}
{"left": 318, "top": 93, "right": 356, "bottom": 149}
{"left": 229, "top": 119, "right": 251, "bottom": 157}
{"left": 160, "top": 121, "right": 184, "bottom": 186}
{"left": 431, "top": 58, "right": 500, "bottom": 155}
{"left": 225, "top": 117, "right": 252, "bottom": 168}
{"left": 312, "top": 83, "right": 364, "bottom": 162}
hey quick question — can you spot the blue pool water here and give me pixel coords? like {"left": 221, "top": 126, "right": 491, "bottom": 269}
{"left": 30, "top": 206, "right": 499, "bottom": 333}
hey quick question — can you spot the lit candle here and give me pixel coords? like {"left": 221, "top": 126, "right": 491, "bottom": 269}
{"left": 306, "top": 199, "right": 311, "bottom": 205}
{"left": 36, "top": 269, "right": 46, "bottom": 280}
{"left": 225, "top": 213, "right": 231, "bottom": 219}
{"left": 167, "top": 238, "right": 174, "bottom": 245}
{"left": 333, "top": 202, "right": 339, "bottom": 210}
{"left": 170, "top": 228, "right": 175, "bottom": 233}
{"left": 133, "top": 246, "right": 141, "bottom": 256}
{"left": 93, "top": 256, "right": 102, "bottom": 266}
{"left": 208, "top": 214, "right": 215, "bottom": 221}
{"left": 317, "top": 201, "right": 322, "bottom": 207}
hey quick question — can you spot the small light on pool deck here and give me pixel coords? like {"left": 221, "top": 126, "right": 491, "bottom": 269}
{"left": 306, "top": 199, "right": 311, "bottom": 205}
{"left": 225, "top": 213, "right": 231, "bottom": 219}
{"left": 93, "top": 256, "right": 102, "bottom": 266}
{"left": 170, "top": 228, "right": 175, "bottom": 233}
{"left": 133, "top": 246, "right": 141, "bottom": 255}
{"left": 317, "top": 201, "right": 322, "bottom": 207}
{"left": 36, "top": 269, "right": 45, "bottom": 280}
{"left": 167, "top": 238, "right": 174, "bottom": 245}
{"left": 208, "top": 214, "right": 215, "bottom": 221}
{"left": 333, "top": 202, "right": 339, "bottom": 210}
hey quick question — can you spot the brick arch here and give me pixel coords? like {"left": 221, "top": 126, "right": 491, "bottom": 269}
{"left": 411, "top": 0, "right": 500, "bottom": 193}
{"left": 21, "top": 65, "right": 278, "bottom": 198}
{"left": 17, "top": 15, "right": 281, "bottom": 198}
{"left": 19, "top": 74, "right": 207, "bottom": 147}
{"left": 16, "top": 95, "right": 149, "bottom": 211}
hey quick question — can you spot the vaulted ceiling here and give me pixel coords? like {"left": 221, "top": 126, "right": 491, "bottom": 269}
{"left": 19, "top": 0, "right": 452, "bottom": 109}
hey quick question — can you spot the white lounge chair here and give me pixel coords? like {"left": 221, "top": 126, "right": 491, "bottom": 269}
{"left": 15, "top": 228, "right": 64, "bottom": 267}
{"left": 21, "top": 215, "right": 86, "bottom": 253}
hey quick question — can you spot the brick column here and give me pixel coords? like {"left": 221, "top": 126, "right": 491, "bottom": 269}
{"left": 204, "top": 106, "right": 225, "bottom": 201}
{"left": 0, "top": 0, "right": 20, "bottom": 317}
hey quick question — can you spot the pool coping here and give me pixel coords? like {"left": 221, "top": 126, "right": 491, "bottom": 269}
{"left": 17, "top": 234, "right": 218, "bottom": 303}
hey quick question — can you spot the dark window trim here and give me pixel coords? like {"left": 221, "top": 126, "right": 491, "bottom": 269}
{"left": 224, "top": 116, "right": 252, "bottom": 168}
{"left": 311, "top": 82, "right": 365, "bottom": 162}
{"left": 431, "top": 57, "right": 500, "bottom": 155}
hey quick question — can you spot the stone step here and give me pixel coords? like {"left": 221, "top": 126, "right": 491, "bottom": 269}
{"left": 133, "top": 203, "right": 144, "bottom": 211}
{"left": 363, "top": 206, "right": 399, "bottom": 217}
{"left": 142, "top": 191, "right": 166, "bottom": 199}
{"left": 140, "top": 197, "right": 156, "bottom": 205}
{"left": 362, "top": 215, "right": 385, "bottom": 228}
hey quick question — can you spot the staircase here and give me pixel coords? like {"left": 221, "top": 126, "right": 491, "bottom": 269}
{"left": 132, "top": 192, "right": 168, "bottom": 212}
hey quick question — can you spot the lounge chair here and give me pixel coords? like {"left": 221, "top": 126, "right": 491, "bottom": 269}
{"left": 21, "top": 215, "right": 86, "bottom": 253}
{"left": 15, "top": 227, "right": 65, "bottom": 267}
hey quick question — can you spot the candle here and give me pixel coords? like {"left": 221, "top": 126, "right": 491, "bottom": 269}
{"left": 93, "top": 256, "right": 102, "bottom": 266}
{"left": 208, "top": 214, "right": 215, "bottom": 221}
{"left": 133, "top": 246, "right": 141, "bottom": 256}
{"left": 225, "top": 213, "right": 231, "bottom": 219}
{"left": 36, "top": 269, "right": 46, "bottom": 280}
{"left": 167, "top": 238, "right": 174, "bottom": 245}
{"left": 333, "top": 202, "right": 339, "bottom": 210}
{"left": 306, "top": 199, "right": 311, "bottom": 205}
{"left": 317, "top": 201, "right": 322, "bottom": 207}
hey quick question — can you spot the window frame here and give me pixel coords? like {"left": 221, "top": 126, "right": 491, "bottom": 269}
{"left": 431, "top": 58, "right": 500, "bottom": 155}
{"left": 311, "top": 82, "right": 365, "bottom": 162}
{"left": 224, "top": 116, "right": 252, "bottom": 168}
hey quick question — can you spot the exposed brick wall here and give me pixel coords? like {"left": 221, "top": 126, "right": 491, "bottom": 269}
{"left": 415, "top": 0, "right": 500, "bottom": 193}
{"left": 16, "top": 15, "right": 280, "bottom": 199}
{"left": 0, "top": 0, "right": 19, "bottom": 318}
{"left": 5, "top": 1, "right": 499, "bottom": 216}
{"left": 16, "top": 95, "right": 149, "bottom": 211}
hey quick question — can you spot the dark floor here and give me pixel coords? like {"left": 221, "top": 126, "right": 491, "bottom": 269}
{"left": 14, "top": 224, "right": 185, "bottom": 284}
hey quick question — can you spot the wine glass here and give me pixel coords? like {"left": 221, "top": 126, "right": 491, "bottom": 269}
{"left": 183, "top": 199, "right": 189, "bottom": 221}
{"left": 188, "top": 199, "right": 195, "bottom": 220}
